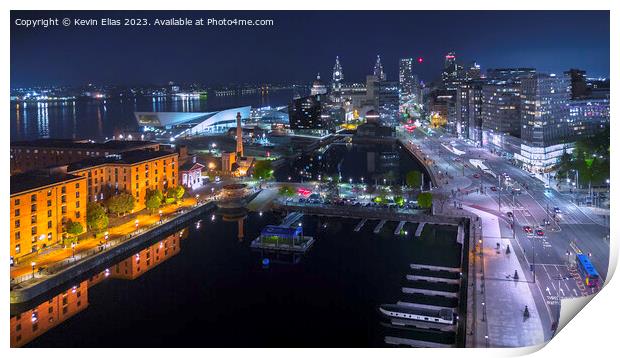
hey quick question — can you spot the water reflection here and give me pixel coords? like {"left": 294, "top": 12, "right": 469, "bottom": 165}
{"left": 10, "top": 230, "right": 186, "bottom": 347}
{"left": 10, "top": 91, "right": 298, "bottom": 142}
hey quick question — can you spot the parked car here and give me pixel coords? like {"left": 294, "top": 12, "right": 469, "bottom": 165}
{"left": 536, "top": 228, "right": 545, "bottom": 236}
{"left": 523, "top": 226, "right": 533, "bottom": 233}
{"left": 553, "top": 207, "right": 561, "bottom": 214}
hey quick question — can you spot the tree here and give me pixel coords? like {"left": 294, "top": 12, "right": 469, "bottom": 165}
{"left": 145, "top": 189, "right": 164, "bottom": 213}
{"left": 253, "top": 160, "right": 274, "bottom": 180}
{"left": 406, "top": 170, "right": 422, "bottom": 188}
{"left": 65, "top": 219, "right": 84, "bottom": 238}
{"left": 279, "top": 185, "right": 295, "bottom": 197}
{"left": 417, "top": 192, "right": 433, "bottom": 209}
{"left": 107, "top": 192, "right": 135, "bottom": 217}
{"left": 86, "top": 202, "right": 109, "bottom": 233}
{"left": 167, "top": 186, "right": 185, "bottom": 204}
{"left": 394, "top": 195, "right": 405, "bottom": 207}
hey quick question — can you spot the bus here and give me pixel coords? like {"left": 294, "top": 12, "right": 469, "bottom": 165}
{"left": 576, "top": 254, "right": 600, "bottom": 287}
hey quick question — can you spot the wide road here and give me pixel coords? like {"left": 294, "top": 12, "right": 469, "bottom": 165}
{"left": 404, "top": 126, "right": 610, "bottom": 328}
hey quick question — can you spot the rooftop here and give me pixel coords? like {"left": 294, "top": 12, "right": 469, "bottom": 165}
{"left": 11, "top": 172, "right": 83, "bottom": 196}
{"left": 67, "top": 150, "right": 177, "bottom": 172}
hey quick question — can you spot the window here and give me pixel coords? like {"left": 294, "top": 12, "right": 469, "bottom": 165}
{"left": 47, "top": 221, "right": 52, "bottom": 229}
{"left": 75, "top": 183, "right": 80, "bottom": 189}
{"left": 15, "top": 209, "right": 20, "bottom": 216}
{"left": 15, "top": 219, "right": 20, "bottom": 228}
{"left": 61, "top": 206, "right": 67, "bottom": 214}
{"left": 14, "top": 199, "right": 20, "bottom": 205}
{"left": 48, "top": 307, "right": 53, "bottom": 314}
{"left": 15, "top": 244, "right": 20, "bottom": 253}
{"left": 15, "top": 323, "right": 21, "bottom": 332}
{"left": 47, "top": 200, "right": 52, "bottom": 207}
{"left": 31, "top": 204, "right": 37, "bottom": 212}
{"left": 76, "top": 192, "right": 80, "bottom": 198}
{"left": 76, "top": 201, "right": 80, "bottom": 208}
{"left": 47, "top": 210, "right": 52, "bottom": 218}
{"left": 30, "top": 194, "right": 37, "bottom": 202}
{"left": 76, "top": 211, "right": 81, "bottom": 219}
{"left": 61, "top": 186, "right": 66, "bottom": 194}
{"left": 15, "top": 232, "right": 20, "bottom": 241}
{"left": 47, "top": 190, "right": 52, "bottom": 197}
{"left": 31, "top": 227, "right": 37, "bottom": 235}
{"left": 31, "top": 216, "right": 36, "bottom": 224}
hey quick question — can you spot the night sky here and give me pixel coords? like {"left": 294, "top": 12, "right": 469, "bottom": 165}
{"left": 10, "top": 10, "right": 610, "bottom": 87}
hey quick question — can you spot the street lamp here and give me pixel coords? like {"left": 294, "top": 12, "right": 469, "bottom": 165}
{"left": 135, "top": 219, "right": 139, "bottom": 229}
{"left": 31, "top": 262, "right": 36, "bottom": 279}
{"left": 71, "top": 242, "right": 76, "bottom": 258}
{"left": 481, "top": 302, "right": 486, "bottom": 322}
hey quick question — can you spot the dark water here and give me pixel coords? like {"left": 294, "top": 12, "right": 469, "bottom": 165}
{"left": 275, "top": 142, "right": 431, "bottom": 190}
{"left": 15, "top": 143, "right": 461, "bottom": 347}
{"left": 10, "top": 90, "right": 297, "bottom": 142}
{"left": 20, "top": 211, "right": 460, "bottom": 348}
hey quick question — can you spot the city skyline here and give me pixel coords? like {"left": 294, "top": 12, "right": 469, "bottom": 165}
{"left": 11, "top": 10, "right": 610, "bottom": 87}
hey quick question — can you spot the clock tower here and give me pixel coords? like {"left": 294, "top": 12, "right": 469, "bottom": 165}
{"left": 331, "top": 56, "right": 344, "bottom": 103}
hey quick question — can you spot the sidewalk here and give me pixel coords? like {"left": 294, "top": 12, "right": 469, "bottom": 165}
{"left": 10, "top": 196, "right": 198, "bottom": 282}
{"left": 465, "top": 205, "right": 545, "bottom": 347}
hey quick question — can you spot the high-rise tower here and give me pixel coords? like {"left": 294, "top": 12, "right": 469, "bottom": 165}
{"left": 373, "top": 55, "right": 386, "bottom": 81}
{"left": 235, "top": 112, "right": 243, "bottom": 157}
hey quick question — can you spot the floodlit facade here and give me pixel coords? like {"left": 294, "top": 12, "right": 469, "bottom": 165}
{"left": 10, "top": 173, "right": 87, "bottom": 261}
{"left": 135, "top": 106, "right": 251, "bottom": 138}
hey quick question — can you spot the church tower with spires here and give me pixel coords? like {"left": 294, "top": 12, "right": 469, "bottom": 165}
{"left": 373, "top": 55, "right": 386, "bottom": 81}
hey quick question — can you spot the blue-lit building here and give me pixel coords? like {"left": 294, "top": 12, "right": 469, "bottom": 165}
{"left": 569, "top": 98, "right": 609, "bottom": 137}
{"left": 135, "top": 106, "right": 251, "bottom": 139}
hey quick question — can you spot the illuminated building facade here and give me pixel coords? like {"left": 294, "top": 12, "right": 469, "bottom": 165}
{"left": 288, "top": 94, "right": 333, "bottom": 131}
{"left": 481, "top": 81, "right": 522, "bottom": 138}
{"left": 66, "top": 150, "right": 179, "bottom": 209}
{"left": 10, "top": 139, "right": 160, "bottom": 175}
{"left": 568, "top": 98, "right": 610, "bottom": 137}
{"left": 310, "top": 73, "right": 327, "bottom": 96}
{"left": 10, "top": 173, "right": 87, "bottom": 261}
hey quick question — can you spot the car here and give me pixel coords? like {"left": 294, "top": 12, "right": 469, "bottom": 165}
{"left": 553, "top": 207, "right": 561, "bottom": 214}
{"left": 536, "top": 228, "right": 545, "bottom": 236}
{"left": 529, "top": 173, "right": 537, "bottom": 178}
{"left": 544, "top": 183, "right": 550, "bottom": 189}
{"left": 506, "top": 211, "right": 513, "bottom": 218}
{"left": 523, "top": 226, "right": 533, "bottom": 233}
{"left": 473, "top": 173, "right": 480, "bottom": 179}
{"left": 490, "top": 186, "right": 497, "bottom": 191}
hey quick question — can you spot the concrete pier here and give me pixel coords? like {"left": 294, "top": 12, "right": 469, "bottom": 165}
{"left": 406, "top": 274, "right": 461, "bottom": 285}
{"left": 384, "top": 336, "right": 454, "bottom": 348}
{"left": 402, "top": 287, "right": 459, "bottom": 298}
{"left": 354, "top": 218, "right": 367, "bottom": 232}
{"left": 415, "top": 222, "right": 426, "bottom": 237}
{"left": 281, "top": 212, "right": 303, "bottom": 227}
{"left": 374, "top": 220, "right": 387, "bottom": 234}
{"left": 394, "top": 221, "right": 406, "bottom": 235}
{"left": 410, "top": 264, "right": 461, "bottom": 274}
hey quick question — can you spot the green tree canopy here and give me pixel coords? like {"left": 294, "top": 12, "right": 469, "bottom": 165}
{"left": 406, "top": 170, "right": 422, "bottom": 188}
{"left": 65, "top": 219, "right": 84, "bottom": 237}
{"left": 394, "top": 195, "right": 405, "bottom": 207}
{"left": 417, "top": 192, "right": 433, "bottom": 209}
{"left": 279, "top": 185, "right": 295, "bottom": 197}
{"left": 145, "top": 189, "right": 164, "bottom": 213}
{"left": 253, "top": 160, "right": 274, "bottom": 180}
{"left": 86, "top": 202, "right": 109, "bottom": 233}
{"left": 167, "top": 186, "right": 185, "bottom": 203}
{"left": 107, "top": 192, "right": 135, "bottom": 216}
